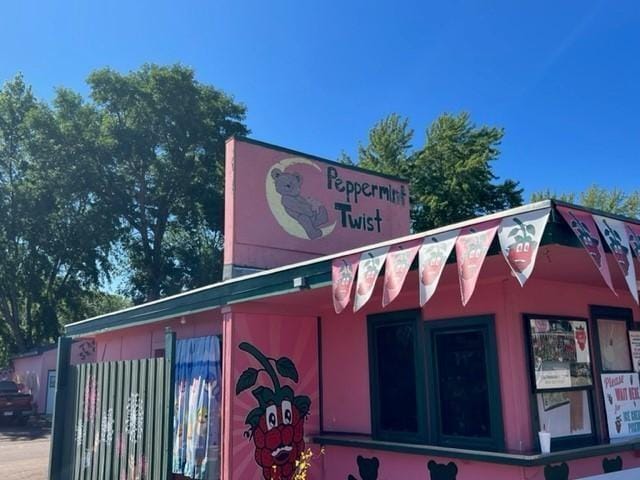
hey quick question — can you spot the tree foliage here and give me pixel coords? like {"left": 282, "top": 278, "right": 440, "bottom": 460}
{"left": 353, "top": 112, "right": 523, "bottom": 231}
{"left": 87, "top": 64, "right": 248, "bottom": 302}
{"left": 0, "top": 65, "right": 247, "bottom": 362}
{"left": 0, "top": 75, "right": 120, "bottom": 358}
{"left": 531, "top": 185, "right": 640, "bottom": 219}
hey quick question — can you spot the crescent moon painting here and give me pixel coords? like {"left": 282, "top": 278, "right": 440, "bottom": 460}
{"left": 266, "top": 157, "right": 336, "bottom": 240}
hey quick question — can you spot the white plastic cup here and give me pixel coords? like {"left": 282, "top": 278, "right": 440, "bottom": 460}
{"left": 539, "top": 431, "right": 551, "bottom": 454}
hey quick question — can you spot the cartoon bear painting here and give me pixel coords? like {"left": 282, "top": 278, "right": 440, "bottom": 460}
{"left": 347, "top": 455, "right": 379, "bottom": 480}
{"left": 427, "top": 460, "right": 458, "bottom": 480}
{"left": 271, "top": 168, "right": 328, "bottom": 239}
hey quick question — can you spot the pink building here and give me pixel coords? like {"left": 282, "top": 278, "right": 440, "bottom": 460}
{"left": 11, "top": 340, "right": 95, "bottom": 415}
{"left": 53, "top": 138, "right": 640, "bottom": 480}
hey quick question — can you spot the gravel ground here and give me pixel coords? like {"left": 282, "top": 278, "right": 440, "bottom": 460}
{"left": 0, "top": 420, "right": 51, "bottom": 480}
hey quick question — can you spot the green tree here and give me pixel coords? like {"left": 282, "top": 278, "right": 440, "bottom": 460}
{"left": 0, "top": 76, "right": 119, "bottom": 357}
{"left": 531, "top": 186, "right": 640, "bottom": 219}
{"left": 88, "top": 64, "right": 248, "bottom": 302}
{"left": 357, "top": 113, "right": 414, "bottom": 178}
{"left": 353, "top": 112, "right": 523, "bottom": 232}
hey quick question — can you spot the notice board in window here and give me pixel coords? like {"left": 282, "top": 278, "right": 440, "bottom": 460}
{"left": 601, "top": 373, "right": 640, "bottom": 439}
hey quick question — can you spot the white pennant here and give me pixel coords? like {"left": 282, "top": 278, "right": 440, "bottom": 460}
{"left": 418, "top": 229, "right": 459, "bottom": 306}
{"left": 498, "top": 208, "right": 550, "bottom": 286}
{"left": 594, "top": 215, "right": 638, "bottom": 304}
{"left": 354, "top": 246, "right": 389, "bottom": 312}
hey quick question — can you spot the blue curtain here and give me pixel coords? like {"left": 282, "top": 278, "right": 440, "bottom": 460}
{"left": 172, "top": 336, "right": 221, "bottom": 479}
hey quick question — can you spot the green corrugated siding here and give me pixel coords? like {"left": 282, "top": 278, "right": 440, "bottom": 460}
{"left": 59, "top": 358, "right": 170, "bottom": 480}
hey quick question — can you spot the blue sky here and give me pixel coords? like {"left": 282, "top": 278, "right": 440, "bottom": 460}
{"left": 1, "top": 0, "right": 638, "bottom": 198}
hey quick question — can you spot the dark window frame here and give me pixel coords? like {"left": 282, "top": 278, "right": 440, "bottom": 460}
{"left": 523, "top": 313, "right": 598, "bottom": 450}
{"left": 367, "top": 309, "right": 428, "bottom": 444}
{"left": 424, "top": 315, "right": 505, "bottom": 451}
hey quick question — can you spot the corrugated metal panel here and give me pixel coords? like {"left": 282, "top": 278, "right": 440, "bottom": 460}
{"left": 50, "top": 333, "right": 176, "bottom": 480}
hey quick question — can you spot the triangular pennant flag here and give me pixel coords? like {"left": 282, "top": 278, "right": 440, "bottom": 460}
{"left": 626, "top": 222, "right": 640, "bottom": 258}
{"left": 498, "top": 208, "right": 551, "bottom": 286}
{"left": 354, "top": 246, "right": 389, "bottom": 312}
{"left": 332, "top": 253, "right": 360, "bottom": 314}
{"left": 456, "top": 219, "right": 500, "bottom": 306}
{"left": 419, "top": 229, "right": 459, "bottom": 306}
{"left": 382, "top": 239, "right": 421, "bottom": 308}
{"left": 557, "top": 206, "right": 616, "bottom": 295}
{"left": 594, "top": 216, "right": 638, "bottom": 304}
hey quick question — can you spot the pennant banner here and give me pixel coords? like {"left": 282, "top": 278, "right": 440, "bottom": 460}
{"left": 627, "top": 222, "right": 640, "bottom": 259}
{"left": 456, "top": 220, "right": 500, "bottom": 306}
{"left": 419, "top": 229, "right": 459, "bottom": 307}
{"left": 594, "top": 216, "right": 638, "bottom": 304}
{"left": 557, "top": 207, "right": 616, "bottom": 295}
{"left": 498, "top": 208, "right": 550, "bottom": 286}
{"left": 354, "top": 246, "right": 389, "bottom": 312}
{"left": 382, "top": 239, "right": 421, "bottom": 308}
{"left": 332, "top": 254, "right": 360, "bottom": 314}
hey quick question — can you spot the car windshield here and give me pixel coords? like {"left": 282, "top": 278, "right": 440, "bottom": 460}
{"left": 0, "top": 381, "right": 18, "bottom": 393}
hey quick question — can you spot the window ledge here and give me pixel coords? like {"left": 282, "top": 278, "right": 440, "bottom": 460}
{"left": 312, "top": 433, "right": 640, "bottom": 467}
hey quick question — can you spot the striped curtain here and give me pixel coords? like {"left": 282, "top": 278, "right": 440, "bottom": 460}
{"left": 172, "top": 336, "right": 222, "bottom": 479}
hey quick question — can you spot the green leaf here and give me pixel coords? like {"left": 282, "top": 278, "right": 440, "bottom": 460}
{"left": 275, "top": 356, "right": 299, "bottom": 382}
{"left": 293, "top": 395, "right": 311, "bottom": 417}
{"left": 245, "top": 407, "right": 264, "bottom": 428}
{"left": 526, "top": 224, "right": 536, "bottom": 235}
{"left": 508, "top": 227, "right": 519, "bottom": 237}
{"left": 235, "top": 368, "right": 258, "bottom": 394}
{"left": 252, "top": 386, "right": 275, "bottom": 406}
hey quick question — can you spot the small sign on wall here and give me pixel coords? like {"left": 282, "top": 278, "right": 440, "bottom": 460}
{"left": 601, "top": 373, "right": 640, "bottom": 439}
{"left": 628, "top": 331, "right": 640, "bottom": 373}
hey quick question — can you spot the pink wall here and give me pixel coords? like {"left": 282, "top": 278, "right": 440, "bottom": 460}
{"left": 319, "top": 446, "right": 640, "bottom": 480}
{"left": 12, "top": 339, "right": 97, "bottom": 413}
{"left": 321, "top": 253, "right": 640, "bottom": 453}
{"left": 92, "top": 310, "right": 222, "bottom": 361}
{"left": 224, "top": 138, "right": 410, "bottom": 272}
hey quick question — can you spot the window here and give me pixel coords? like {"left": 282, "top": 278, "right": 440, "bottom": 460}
{"left": 368, "top": 310, "right": 426, "bottom": 443}
{"left": 368, "top": 312, "right": 504, "bottom": 450}
{"left": 524, "top": 314, "right": 597, "bottom": 449}
{"left": 425, "top": 316, "right": 504, "bottom": 450}
{"left": 591, "top": 306, "right": 633, "bottom": 373}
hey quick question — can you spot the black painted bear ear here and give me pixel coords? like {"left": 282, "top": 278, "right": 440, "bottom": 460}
{"left": 271, "top": 168, "right": 282, "bottom": 179}
{"left": 356, "top": 455, "right": 364, "bottom": 466}
{"left": 447, "top": 462, "right": 458, "bottom": 474}
{"left": 428, "top": 460, "right": 436, "bottom": 471}
{"left": 560, "top": 462, "right": 569, "bottom": 474}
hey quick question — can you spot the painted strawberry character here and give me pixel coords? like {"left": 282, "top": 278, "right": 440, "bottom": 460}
{"left": 236, "top": 342, "right": 311, "bottom": 480}
{"left": 575, "top": 326, "right": 587, "bottom": 351}
{"left": 569, "top": 212, "right": 602, "bottom": 267}
{"left": 334, "top": 260, "right": 354, "bottom": 303}
{"left": 459, "top": 229, "right": 486, "bottom": 280}
{"left": 421, "top": 239, "right": 447, "bottom": 286}
{"left": 505, "top": 217, "right": 538, "bottom": 273}
{"left": 601, "top": 219, "right": 630, "bottom": 276}
{"left": 357, "top": 253, "right": 380, "bottom": 296}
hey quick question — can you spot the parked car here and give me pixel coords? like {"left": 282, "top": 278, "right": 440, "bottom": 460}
{"left": 0, "top": 380, "right": 33, "bottom": 426}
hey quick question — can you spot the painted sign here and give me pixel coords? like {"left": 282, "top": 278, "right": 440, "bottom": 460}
{"left": 223, "top": 137, "right": 410, "bottom": 275}
{"left": 629, "top": 331, "right": 640, "bottom": 373}
{"left": 601, "top": 373, "right": 640, "bottom": 439}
